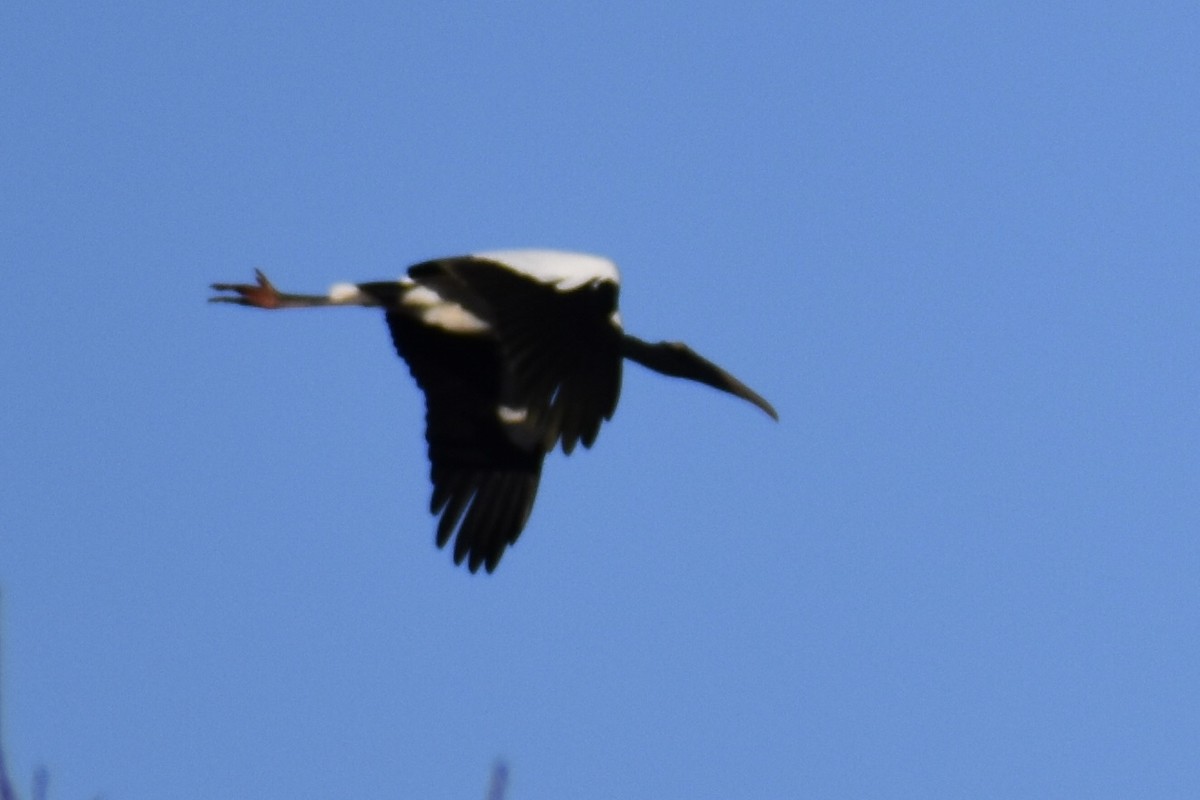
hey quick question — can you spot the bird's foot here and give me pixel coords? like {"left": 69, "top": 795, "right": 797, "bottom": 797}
{"left": 209, "top": 270, "right": 283, "bottom": 308}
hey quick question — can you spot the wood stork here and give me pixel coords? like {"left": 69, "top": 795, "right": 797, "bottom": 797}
{"left": 211, "top": 250, "right": 777, "bottom": 573}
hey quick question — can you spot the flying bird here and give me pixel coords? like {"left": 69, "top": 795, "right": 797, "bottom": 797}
{"left": 211, "top": 250, "right": 777, "bottom": 572}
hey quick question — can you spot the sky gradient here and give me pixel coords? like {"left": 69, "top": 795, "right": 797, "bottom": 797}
{"left": 2, "top": 2, "right": 1197, "bottom": 798}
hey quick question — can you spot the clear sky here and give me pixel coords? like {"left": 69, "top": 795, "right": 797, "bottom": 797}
{"left": 2, "top": 2, "right": 1197, "bottom": 798}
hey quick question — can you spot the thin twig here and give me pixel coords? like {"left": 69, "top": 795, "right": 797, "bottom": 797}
{"left": 0, "top": 590, "right": 18, "bottom": 800}
{"left": 485, "top": 760, "right": 508, "bottom": 800}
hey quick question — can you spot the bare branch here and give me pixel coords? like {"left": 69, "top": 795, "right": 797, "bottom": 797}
{"left": 485, "top": 760, "right": 509, "bottom": 800}
{"left": 0, "top": 591, "right": 17, "bottom": 800}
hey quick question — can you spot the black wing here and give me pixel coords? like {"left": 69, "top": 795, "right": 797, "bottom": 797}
{"left": 409, "top": 257, "right": 624, "bottom": 455}
{"left": 383, "top": 309, "right": 544, "bottom": 573}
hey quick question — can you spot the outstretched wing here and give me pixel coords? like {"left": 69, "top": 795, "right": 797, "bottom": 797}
{"left": 409, "top": 256, "right": 624, "bottom": 455}
{"left": 383, "top": 309, "right": 544, "bottom": 573}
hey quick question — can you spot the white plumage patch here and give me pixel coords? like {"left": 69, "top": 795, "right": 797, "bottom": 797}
{"left": 474, "top": 249, "right": 620, "bottom": 291}
{"left": 496, "top": 404, "right": 541, "bottom": 449}
{"left": 329, "top": 283, "right": 367, "bottom": 303}
{"left": 400, "top": 282, "right": 490, "bottom": 333}
{"left": 497, "top": 405, "right": 528, "bottom": 425}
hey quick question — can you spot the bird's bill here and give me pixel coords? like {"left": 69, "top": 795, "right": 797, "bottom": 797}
{"left": 622, "top": 336, "right": 779, "bottom": 421}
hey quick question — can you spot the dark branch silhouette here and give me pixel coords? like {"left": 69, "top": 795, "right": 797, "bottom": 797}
{"left": 485, "top": 760, "right": 508, "bottom": 800}
{"left": 0, "top": 592, "right": 17, "bottom": 800}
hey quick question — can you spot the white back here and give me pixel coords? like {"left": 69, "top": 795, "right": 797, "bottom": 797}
{"left": 473, "top": 249, "right": 620, "bottom": 291}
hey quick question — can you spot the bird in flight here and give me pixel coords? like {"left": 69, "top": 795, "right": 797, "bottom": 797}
{"left": 211, "top": 250, "right": 777, "bottom": 573}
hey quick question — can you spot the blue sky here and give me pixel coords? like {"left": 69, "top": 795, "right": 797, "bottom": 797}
{"left": 2, "top": 2, "right": 1197, "bottom": 798}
